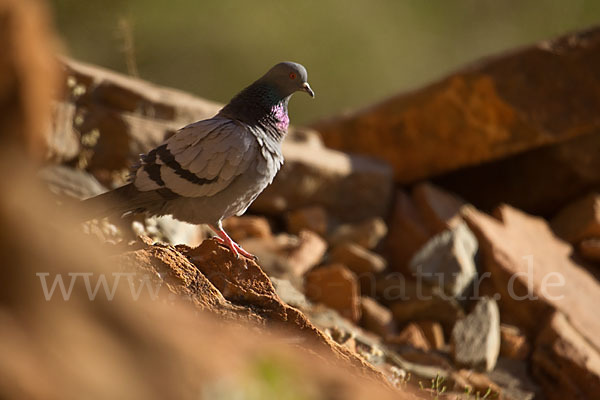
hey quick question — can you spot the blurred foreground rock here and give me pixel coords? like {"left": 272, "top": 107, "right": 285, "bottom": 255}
{"left": 1, "top": 174, "right": 423, "bottom": 400}
{"left": 532, "top": 312, "right": 600, "bottom": 400}
{"left": 313, "top": 27, "right": 600, "bottom": 186}
{"left": 0, "top": 0, "right": 59, "bottom": 159}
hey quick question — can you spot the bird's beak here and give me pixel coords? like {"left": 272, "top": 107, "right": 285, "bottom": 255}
{"left": 302, "top": 82, "right": 315, "bottom": 98}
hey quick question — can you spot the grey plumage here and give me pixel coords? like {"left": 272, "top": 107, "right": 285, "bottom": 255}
{"left": 82, "top": 62, "right": 314, "bottom": 259}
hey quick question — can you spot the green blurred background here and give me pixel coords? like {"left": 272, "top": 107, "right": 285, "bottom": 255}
{"left": 51, "top": 0, "right": 600, "bottom": 124}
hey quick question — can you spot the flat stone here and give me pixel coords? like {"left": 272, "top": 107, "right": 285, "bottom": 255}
{"left": 415, "top": 320, "right": 445, "bottom": 351}
{"left": 329, "top": 242, "right": 387, "bottom": 284}
{"left": 412, "top": 182, "right": 467, "bottom": 234}
{"left": 359, "top": 296, "right": 395, "bottom": 338}
{"left": 313, "top": 28, "right": 600, "bottom": 184}
{"left": 385, "top": 190, "right": 432, "bottom": 272}
{"left": 463, "top": 205, "right": 600, "bottom": 353}
{"left": 409, "top": 222, "right": 478, "bottom": 297}
{"left": 500, "top": 324, "right": 530, "bottom": 361}
{"left": 532, "top": 311, "right": 600, "bottom": 400}
{"left": 451, "top": 297, "right": 500, "bottom": 372}
{"left": 387, "top": 323, "right": 430, "bottom": 351}
{"left": 305, "top": 264, "right": 361, "bottom": 323}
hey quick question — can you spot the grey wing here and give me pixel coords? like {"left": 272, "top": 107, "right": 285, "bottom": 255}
{"left": 132, "top": 117, "right": 259, "bottom": 198}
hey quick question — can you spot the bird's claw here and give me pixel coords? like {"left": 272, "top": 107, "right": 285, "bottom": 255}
{"left": 212, "top": 234, "right": 256, "bottom": 263}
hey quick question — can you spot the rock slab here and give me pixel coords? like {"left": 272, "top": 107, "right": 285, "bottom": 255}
{"left": 451, "top": 297, "right": 501, "bottom": 372}
{"left": 304, "top": 264, "right": 361, "bottom": 323}
{"left": 313, "top": 27, "right": 600, "bottom": 184}
{"left": 409, "top": 222, "right": 478, "bottom": 297}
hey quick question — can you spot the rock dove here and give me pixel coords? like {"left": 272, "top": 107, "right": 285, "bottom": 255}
{"left": 82, "top": 62, "right": 314, "bottom": 259}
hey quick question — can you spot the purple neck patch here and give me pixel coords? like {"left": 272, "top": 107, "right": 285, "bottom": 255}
{"left": 271, "top": 103, "right": 289, "bottom": 130}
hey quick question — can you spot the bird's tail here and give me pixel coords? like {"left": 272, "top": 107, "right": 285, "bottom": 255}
{"left": 79, "top": 183, "right": 152, "bottom": 221}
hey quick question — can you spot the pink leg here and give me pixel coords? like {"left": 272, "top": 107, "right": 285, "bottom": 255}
{"left": 209, "top": 223, "right": 258, "bottom": 262}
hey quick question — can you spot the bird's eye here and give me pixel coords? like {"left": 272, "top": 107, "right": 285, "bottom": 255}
{"left": 289, "top": 72, "right": 297, "bottom": 80}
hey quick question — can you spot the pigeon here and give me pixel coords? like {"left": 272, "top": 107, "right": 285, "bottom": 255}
{"left": 82, "top": 61, "right": 314, "bottom": 260}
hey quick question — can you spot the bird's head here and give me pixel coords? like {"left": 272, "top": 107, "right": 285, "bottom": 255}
{"left": 260, "top": 62, "right": 315, "bottom": 99}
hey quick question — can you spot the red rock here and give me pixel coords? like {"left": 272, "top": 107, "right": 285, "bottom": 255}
{"left": 359, "top": 296, "right": 395, "bottom": 337}
{"left": 305, "top": 264, "right": 361, "bottom": 323}
{"left": 415, "top": 321, "right": 445, "bottom": 350}
{"left": 463, "top": 205, "right": 600, "bottom": 350}
{"left": 412, "top": 182, "right": 467, "bottom": 234}
{"left": 532, "top": 312, "right": 600, "bottom": 400}
{"left": 551, "top": 193, "right": 600, "bottom": 243}
{"left": 464, "top": 205, "right": 600, "bottom": 394}
{"left": 387, "top": 323, "right": 431, "bottom": 351}
{"left": 286, "top": 206, "right": 329, "bottom": 236}
{"left": 222, "top": 215, "right": 272, "bottom": 243}
{"left": 579, "top": 238, "right": 600, "bottom": 263}
{"left": 287, "top": 230, "right": 328, "bottom": 276}
{"left": 385, "top": 190, "right": 432, "bottom": 272}
{"left": 500, "top": 324, "right": 530, "bottom": 361}
{"left": 313, "top": 28, "right": 600, "bottom": 184}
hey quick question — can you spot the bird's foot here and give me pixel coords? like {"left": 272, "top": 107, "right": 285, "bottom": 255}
{"left": 210, "top": 226, "right": 258, "bottom": 265}
{"left": 213, "top": 236, "right": 257, "bottom": 262}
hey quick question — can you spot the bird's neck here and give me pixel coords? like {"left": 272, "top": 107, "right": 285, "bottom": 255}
{"left": 219, "top": 82, "right": 291, "bottom": 142}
